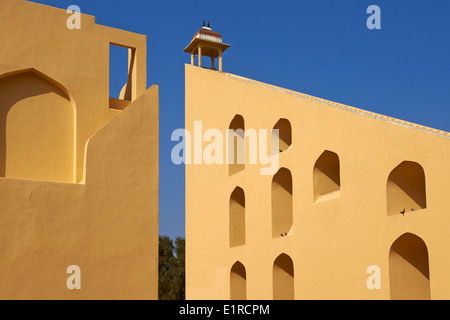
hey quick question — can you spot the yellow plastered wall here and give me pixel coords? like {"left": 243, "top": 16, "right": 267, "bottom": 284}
{"left": 185, "top": 64, "right": 450, "bottom": 300}
{"left": 1, "top": 0, "right": 147, "bottom": 183}
{"left": 0, "top": 0, "right": 158, "bottom": 299}
{"left": 0, "top": 70, "right": 75, "bottom": 183}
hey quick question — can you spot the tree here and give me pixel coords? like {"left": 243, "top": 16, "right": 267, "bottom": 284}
{"left": 159, "top": 235, "right": 185, "bottom": 300}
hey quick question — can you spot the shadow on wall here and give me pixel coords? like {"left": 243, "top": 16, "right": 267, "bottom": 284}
{"left": 273, "top": 253, "right": 294, "bottom": 300}
{"left": 0, "top": 69, "right": 75, "bottom": 183}
{"left": 313, "top": 150, "right": 341, "bottom": 203}
{"left": 229, "top": 186, "right": 245, "bottom": 248}
{"left": 272, "top": 167, "right": 293, "bottom": 238}
{"left": 228, "top": 114, "right": 245, "bottom": 176}
{"left": 387, "top": 161, "right": 426, "bottom": 216}
{"left": 230, "top": 261, "right": 246, "bottom": 300}
{"left": 389, "top": 233, "right": 430, "bottom": 300}
{"left": 272, "top": 118, "right": 292, "bottom": 153}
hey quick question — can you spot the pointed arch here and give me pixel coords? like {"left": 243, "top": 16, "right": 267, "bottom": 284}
{"left": 273, "top": 253, "right": 294, "bottom": 300}
{"left": 0, "top": 68, "right": 76, "bottom": 182}
{"left": 230, "top": 261, "right": 246, "bottom": 300}
{"left": 389, "top": 233, "right": 430, "bottom": 300}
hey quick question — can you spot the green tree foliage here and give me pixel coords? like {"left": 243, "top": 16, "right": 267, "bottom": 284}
{"left": 159, "top": 235, "right": 185, "bottom": 300}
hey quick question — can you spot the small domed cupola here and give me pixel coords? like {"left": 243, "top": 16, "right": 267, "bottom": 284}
{"left": 184, "top": 21, "right": 230, "bottom": 72}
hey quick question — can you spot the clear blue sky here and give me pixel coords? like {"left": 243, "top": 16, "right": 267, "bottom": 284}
{"left": 31, "top": 0, "right": 450, "bottom": 240}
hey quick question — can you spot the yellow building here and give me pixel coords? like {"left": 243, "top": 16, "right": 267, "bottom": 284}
{"left": 184, "top": 26, "right": 450, "bottom": 300}
{"left": 0, "top": 0, "right": 158, "bottom": 299}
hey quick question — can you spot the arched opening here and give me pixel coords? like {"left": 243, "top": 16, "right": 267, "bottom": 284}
{"left": 272, "top": 118, "right": 292, "bottom": 153}
{"left": 387, "top": 161, "right": 426, "bottom": 216}
{"left": 273, "top": 253, "right": 294, "bottom": 300}
{"left": 272, "top": 168, "right": 293, "bottom": 238}
{"left": 0, "top": 69, "right": 75, "bottom": 183}
{"left": 228, "top": 115, "right": 245, "bottom": 176}
{"left": 313, "top": 150, "right": 340, "bottom": 203}
{"left": 230, "top": 187, "right": 245, "bottom": 247}
{"left": 389, "top": 233, "right": 430, "bottom": 300}
{"left": 230, "top": 261, "right": 246, "bottom": 300}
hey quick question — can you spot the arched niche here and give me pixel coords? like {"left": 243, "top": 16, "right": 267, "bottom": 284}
{"left": 387, "top": 161, "right": 426, "bottom": 216}
{"left": 273, "top": 253, "right": 294, "bottom": 300}
{"left": 0, "top": 69, "right": 76, "bottom": 183}
{"left": 272, "top": 118, "right": 292, "bottom": 153}
{"left": 272, "top": 168, "right": 293, "bottom": 238}
{"left": 389, "top": 233, "right": 430, "bottom": 300}
{"left": 228, "top": 115, "right": 245, "bottom": 176}
{"left": 229, "top": 187, "right": 246, "bottom": 247}
{"left": 313, "top": 150, "right": 340, "bottom": 203}
{"left": 230, "top": 261, "right": 247, "bottom": 300}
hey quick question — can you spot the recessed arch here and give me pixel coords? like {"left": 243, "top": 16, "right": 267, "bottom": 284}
{"left": 389, "top": 233, "right": 430, "bottom": 300}
{"left": 273, "top": 253, "right": 294, "bottom": 300}
{"left": 386, "top": 161, "right": 426, "bottom": 216}
{"left": 229, "top": 186, "right": 245, "bottom": 247}
{"left": 230, "top": 261, "right": 246, "bottom": 300}
{"left": 272, "top": 168, "right": 293, "bottom": 238}
{"left": 272, "top": 118, "right": 292, "bottom": 153}
{"left": 228, "top": 114, "right": 245, "bottom": 176}
{"left": 0, "top": 68, "right": 76, "bottom": 183}
{"left": 313, "top": 150, "right": 340, "bottom": 203}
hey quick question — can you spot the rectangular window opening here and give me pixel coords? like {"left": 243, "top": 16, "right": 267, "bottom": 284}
{"left": 109, "top": 43, "right": 136, "bottom": 110}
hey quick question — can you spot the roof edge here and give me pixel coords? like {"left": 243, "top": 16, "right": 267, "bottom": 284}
{"left": 187, "top": 65, "right": 450, "bottom": 140}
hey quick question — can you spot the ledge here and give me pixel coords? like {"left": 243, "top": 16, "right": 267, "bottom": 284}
{"left": 109, "top": 97, "right": 131, "bottom": 110}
